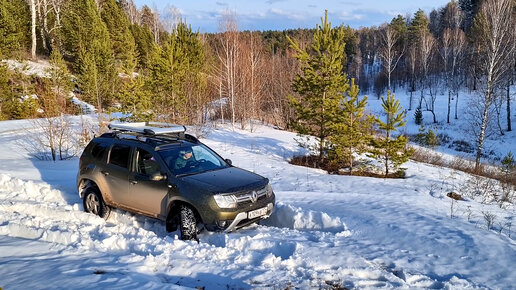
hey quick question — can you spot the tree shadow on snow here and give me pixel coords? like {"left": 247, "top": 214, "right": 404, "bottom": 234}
{"left": 204, "top": 129, "right": 306, "bottom": 161}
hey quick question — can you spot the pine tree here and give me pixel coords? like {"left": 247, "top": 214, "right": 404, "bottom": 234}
{"left": 100, "top": 0, "right": 137, "bottom": 67}
{"left": 371, "top": 91, "right": 413, "bottom": 177}
{"left": 390, "top": 14, "right": 408, "bottom": 47}
{"left": 118, "top": 47, "right": 152, "bottom": 122}
{"left": 62, "top": 0, "right": 117, "bottom": 110}
{"left": 0, "top": 62, "right": 12, "bottom": 120}
{"left": 47, "top": 50, "right": 73, "bottom": 112}
{"left": 408, "top": 9, "right": 430, "bottom": 43}
{"left": 148, "top": 22, "right": 205, "bottom": 123}
{"left": 288, "top": 10, "right": 349, "bottom": 160}
{"left": 0, "top": 0, "right": 30, "bottom": 56}
{"left": 130, "top": 24, "right": 154, "bottom": 69}
{"left": 330, "top": 78, "right": 371, "bottom": 174}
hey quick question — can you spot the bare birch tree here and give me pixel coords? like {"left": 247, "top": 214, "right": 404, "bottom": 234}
{"left": 442, "top": 27, "right": 466, "bottom": 123}
{"left": 379, "top": 25, "right": 404, "bottom": 92}
{"left": 216, "top": 10, "right": 239, "bottom": 127}
{"left": 407, "top": 46, "right": 417, "bottom": 110}
{"left": 419, "top": 30, "right": 437, "bottom": 123}
{"left": 472, "top": 0, "right": 514, "bottom": 170}
{"left": 29, "top": 0, "right": 37, "bottom": 58}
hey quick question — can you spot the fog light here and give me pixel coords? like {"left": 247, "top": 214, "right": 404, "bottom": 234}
{"left": 216, "top": 220, "right": 227, "bottom": 228}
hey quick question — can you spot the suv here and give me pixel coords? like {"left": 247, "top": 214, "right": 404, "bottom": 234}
{"left": 77, "top": 122, "right": 275, "bottom": 240}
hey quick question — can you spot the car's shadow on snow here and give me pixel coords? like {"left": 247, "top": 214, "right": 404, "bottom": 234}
{"left": 29, "top": 156, "right": 82, "bottom": 206}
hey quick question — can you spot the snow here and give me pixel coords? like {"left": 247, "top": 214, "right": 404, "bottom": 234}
{"left": 1, "top": 59, "right": 52, "bottom": 78}
{"left": 0, "top": 115, "right": 515, "bottom": 289}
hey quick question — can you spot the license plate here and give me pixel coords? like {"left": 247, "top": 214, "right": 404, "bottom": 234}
{"left": 248, "top": 206, "right": 268, "bottom": 219}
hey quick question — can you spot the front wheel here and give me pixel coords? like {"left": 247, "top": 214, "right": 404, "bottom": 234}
{"left": 83, "top": 187, "right": 110, "bottom": 219}
{"left": 179, "top": 205, "right": 199, "bottom": 241}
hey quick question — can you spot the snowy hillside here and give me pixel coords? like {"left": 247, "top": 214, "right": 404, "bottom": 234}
{"left": 0, "top": 117, "right": 515, "bottom": 289}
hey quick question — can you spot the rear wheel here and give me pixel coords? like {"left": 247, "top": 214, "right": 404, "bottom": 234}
{"left": 83, "top": 187, "right": 110, "bottom": 219}
{"left": 179, "top": 205, "right": 199, "bottom": 241}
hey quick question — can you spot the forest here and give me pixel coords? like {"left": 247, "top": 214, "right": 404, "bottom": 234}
{"left": 0, "top": 0, "right": 515, "bottom": 174}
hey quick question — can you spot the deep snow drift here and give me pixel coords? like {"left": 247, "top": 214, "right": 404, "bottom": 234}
{"left": 0, "top": 116, "right": 514, "bottom": 289}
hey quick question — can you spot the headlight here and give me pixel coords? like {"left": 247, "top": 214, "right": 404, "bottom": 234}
{"left": 213, "top": 194, "right": 237, "bottom": 209}
{"left": 265, "top": 183, "right": 273, "bottom": 198}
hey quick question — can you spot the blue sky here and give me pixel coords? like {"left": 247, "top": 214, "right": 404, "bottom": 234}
{"left": 134, "top": 0, "right": 452, "bottom": 32}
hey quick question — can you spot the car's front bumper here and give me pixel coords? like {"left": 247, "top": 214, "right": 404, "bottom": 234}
{"left": 223, "top": 202, "right": 274, "bottom": 232}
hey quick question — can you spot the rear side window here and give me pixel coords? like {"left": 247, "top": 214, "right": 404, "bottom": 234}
{"left": 109, "top": 144, "right": 131, "bottom": 169}
{"left": 90, "top": 141, "right": 109, "bottom": 161}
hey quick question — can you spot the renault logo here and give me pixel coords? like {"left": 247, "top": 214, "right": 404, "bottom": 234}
{"left": 250, "top": 191, "right": 258, "bottom": 203}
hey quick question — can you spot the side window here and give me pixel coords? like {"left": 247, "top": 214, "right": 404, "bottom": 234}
{"left": 136, "top": 148, "right": 160, "bottom": 176}
{"left": 108, "top": 144, "right": 130, "bottom": 169}
{"left": 91, "top": 141, "right": 109, "bottom": 161}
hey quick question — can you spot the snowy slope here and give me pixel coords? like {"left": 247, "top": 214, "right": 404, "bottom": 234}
{"left": 0, "top": 118, "right": 515, "bottom": 289}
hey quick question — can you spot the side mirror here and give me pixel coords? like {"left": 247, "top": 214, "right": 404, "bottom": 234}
{"left": 150, "top": 172, "right": 166, "bottom": 181}
{"left": 225, "top": 159, "right": 232, "bottom": 166}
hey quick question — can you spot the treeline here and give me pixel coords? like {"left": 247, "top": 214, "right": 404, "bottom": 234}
{"left": 0, "top": 0, "right": 514, "bottom": 168}
{"left": 0, "top": 0, "right": 326, "bottom": 129}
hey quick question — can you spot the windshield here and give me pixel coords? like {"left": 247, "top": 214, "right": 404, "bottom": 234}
{"left": 158, "top": 143, "right": 229, "bottom": 176}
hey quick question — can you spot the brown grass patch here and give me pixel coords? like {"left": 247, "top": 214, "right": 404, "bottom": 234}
{"left": 410, "top": 147, "right": 516, "bottom": 189}
{"left": 289, "top": 155, "right": 405, "bottom": 178}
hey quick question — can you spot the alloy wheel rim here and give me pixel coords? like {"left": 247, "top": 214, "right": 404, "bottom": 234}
{"left": 87, "top": 193, "right": 100, "bottom": 214}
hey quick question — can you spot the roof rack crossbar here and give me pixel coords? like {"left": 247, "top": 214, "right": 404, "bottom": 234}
{"left": 108, "top": 122, "right": 186, "bottom": 135}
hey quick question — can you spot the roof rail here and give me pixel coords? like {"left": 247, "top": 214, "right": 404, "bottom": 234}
{"left": 108, "top": 122, "right": 186, "bottom": 135}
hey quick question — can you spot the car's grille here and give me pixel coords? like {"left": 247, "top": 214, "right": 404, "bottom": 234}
{"left": 235, "top": 186, "right": 267, "bottom": 205}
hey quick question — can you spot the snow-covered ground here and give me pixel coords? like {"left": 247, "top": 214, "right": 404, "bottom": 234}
{"left": 365, "top": 87, "right": 516, "bottom": 161}
{"left": 0, "top": 116, "right": 514, "bottom": 289}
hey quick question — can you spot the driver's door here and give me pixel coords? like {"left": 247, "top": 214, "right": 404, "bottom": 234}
{"left": 128, "top": 147, "right": 170, "bottom": 218}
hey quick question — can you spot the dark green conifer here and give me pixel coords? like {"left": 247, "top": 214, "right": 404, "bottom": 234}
{"left": 288, "top": 10, "right": 349, "bottom": 160}
{"left": 330, "top": 78, "right": 371, "bottom": 174}
{"left": 0, "top": 0, "right": 30, "bottom": 56}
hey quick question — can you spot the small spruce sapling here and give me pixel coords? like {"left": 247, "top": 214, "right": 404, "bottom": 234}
{"left": 414, "top": 106, "right": 423, "bottom": 125}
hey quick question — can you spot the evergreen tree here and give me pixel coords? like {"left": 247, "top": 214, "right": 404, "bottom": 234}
{"left": 459, "top": 0, "right": 481, "bottom": 31}
{"left": 371, "top": 91, "right": 413, "bottom": 177}
{"left": 47, "top": 50, "right": 73, "bottom": 112}
{"left": 0, "top": 0, "right": 30, "bottom": 56}
{"left": 2, "top": 75, "right": 38, "bottom": 120}
{"left": 0, "top": 62, "right": 12, "bottom": 120}
{"left": 501, "top": 152, "right": 515, "bottom": 175}
{"left": 414, "top": 106, "right": 423, "bottom": 125}
{"left": 62, "top": 0, "right": 117, "bottom": 110}
{"left": 100, "top": 0, "right": 136, "bottom": 67}
{"left": 117, "top": 45, "right": 152, "bottom": 122}
{"left": 408, "top": 9, "right": 430, "bottom": 43}
{"left": 288, "top": 10, "right": 349, "bottom": 160}
{"left": 390, "top": 15, "right": 408, "bottom": 47}
{"left": 148, "top": 22, "right": 205, "bottom": 123}
{"left": 130, "top": 24, "right": 154, "bottom": 69}
{"left": 329, "top": 78, "right": 371, "bottom": 174}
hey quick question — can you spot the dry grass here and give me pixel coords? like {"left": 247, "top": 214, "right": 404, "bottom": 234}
{"left": 410, "top": 146, "right": 516, "bottom": 189}
{"left": 289, "top": 155, "right": 405, "bottom": 178}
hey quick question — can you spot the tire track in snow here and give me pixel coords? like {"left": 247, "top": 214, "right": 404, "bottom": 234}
{"left": 0, "top": 173, "right": 449, "bottom": 288}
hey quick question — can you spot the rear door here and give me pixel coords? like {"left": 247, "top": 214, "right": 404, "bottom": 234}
{"left": 128, "top": 147, "right": 170, "bottom": 217}
{"left": 103, "top": 142, "right": 132, "bottom": 206}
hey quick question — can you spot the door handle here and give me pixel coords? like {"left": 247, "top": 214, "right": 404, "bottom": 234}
{"left": 101, "top": 171, "right": 109, "bottom": 176}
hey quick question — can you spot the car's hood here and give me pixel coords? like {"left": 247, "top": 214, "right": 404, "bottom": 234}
{"left": 180, "top": 167, "right": 267, "bottom": 193}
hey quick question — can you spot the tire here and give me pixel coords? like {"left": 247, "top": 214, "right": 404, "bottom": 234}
{"left": 179, "top": 204, "right": 199, "bottom": 241}
{"left": 83, "top": 187, "right": 111, "bottom": 219}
